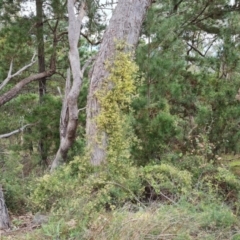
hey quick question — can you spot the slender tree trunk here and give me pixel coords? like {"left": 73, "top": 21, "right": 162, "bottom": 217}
{"left": 0, "top": 185, "right": 10, "bottom": 230}
{"left": 50, "top": 0, "right": 85, "bottom": 172}
{"left": 36, "top": 0, "right": 46, "bottom": 99}
{"left": 36, "top": 0, "right": 47, "bottom": 165}
{"left": 86, "top": 0, "right": 152, "bottom": 165}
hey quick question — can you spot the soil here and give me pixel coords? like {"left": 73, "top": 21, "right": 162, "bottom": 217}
{"left": 0, "top": 213, "right": 41, "bottom": 239}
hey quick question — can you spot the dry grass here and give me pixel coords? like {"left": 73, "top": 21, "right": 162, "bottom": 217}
{"left": 1, "top": 200, "right": 240, "bottom": 240}
{"left": 84, "top": 203, "right": 240, "bottom": 240}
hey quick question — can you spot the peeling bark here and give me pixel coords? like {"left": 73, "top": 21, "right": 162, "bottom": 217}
{"left": 50, "top": 0, "right": 86, "bottom": 172}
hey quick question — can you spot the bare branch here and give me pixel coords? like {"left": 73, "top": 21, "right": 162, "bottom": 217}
{"left": 0, "top": 53, "right": 37, "bottom": 91}
{"left": 82, "top": 55, "right": 96, "bottom": 74}
{"left": 203, "top": 37, "right": 218, "bottom": 56}
{"left": 0, "top": 69, "right": 55, "bottom": 107}
{"left": 57, "top": 86, "right": 63, "bottom": 98}
{"left": 57, "top": 31, "right": 68, "bottom": 41}
{"left": 187, "top": 42, "right": 205, "bottom": 57}
{"left": 80, "top": 32, "right": 102, "bottom": 45}
{"left": 0, "top": 124, "right": 33, "bottom": 139}
{"left": 78, "top": 106, "right": 86, "bottom": 113}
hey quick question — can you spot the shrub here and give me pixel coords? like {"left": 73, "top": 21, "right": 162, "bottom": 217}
{"left": 0, "top": 151, "right": 28, "bottom": 213}
{"left": 141, "top": 164, "right": 192, "bottom": 202}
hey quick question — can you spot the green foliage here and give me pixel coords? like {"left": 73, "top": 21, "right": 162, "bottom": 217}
{"left": 0, "top": 151, "right": 28, "bottom": 213}
{"left": 2, "top": 1, "right": 240, "bottom": 239}
{"left": 142, "top": 164, "right": 192, "bottom": 198}
{"left": 133, "top": 0, "right": 240, "bottom": 164}
{"left": 30, "top": 155, "right": 142, "bottom": 213}
{"left": 96, "top": 43, "right": 139, "bottom": 161}
{"left": 24, "top": 94, "right": 62, "bottom": 161}
{"left": 25, "top": 153, "right": 240, "bottom": 239}
{"left": 199, "top": 203, "right": 237, "bottom": 229}
{"left": 201, "top": 166, "right": 240, "bottom": 203}
{"left": 82, "top": 200, "right": 239, "bottom": 240}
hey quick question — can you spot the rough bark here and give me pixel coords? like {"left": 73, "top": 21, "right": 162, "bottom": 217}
{"left": 50, "top": 0, "right": 85, "bottom": 172}
{"left": 0, "top": 185, "right": 10, "bottom": 230}
{"left": 36, "top": 0, "right": 46, "bottom": 99}
{"left": 86, "top": 0, "right": 152, "bottom": 165}
{"left": 36, "top": 0, "right": 47, "bottom": 165}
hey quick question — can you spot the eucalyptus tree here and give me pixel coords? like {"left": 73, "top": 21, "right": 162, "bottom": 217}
{"left": 85, "top": 0, "right": 153, "bottom": 166}
{"left": 50, "top": 0, "right": 153, "bottom": 170}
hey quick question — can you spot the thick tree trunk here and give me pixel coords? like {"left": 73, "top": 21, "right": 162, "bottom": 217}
{"left": 0, "top": 185, "right": 10, "bottom": 230}
{"left": 86, "top": 0, "right": 152, "bottom": 165}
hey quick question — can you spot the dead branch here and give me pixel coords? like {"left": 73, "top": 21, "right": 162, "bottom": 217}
{"left": 80, "top": 32, "right": 102, "bottom": 45}
{"left": 82, "top": 55, "right": 96, "bottom": 74}
{"left": 0, "top": 124, "right": 33, "bottom": 139}
{"left": 0, "top": 69, "right": 55, "bottom": 107}
{"left": 0, "top": 53, "right": 37, "bottom": 91}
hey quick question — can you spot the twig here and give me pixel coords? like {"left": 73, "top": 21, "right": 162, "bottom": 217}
{"left": 82, "top": 55, "right": 96, "bottom": 74}
{"left": 81, "top": 32, "right": 102, "bottom": 45}
{"left": 106, "top": 181, "right": 146, "bottom": 209}
{"left": 0, "top": 124, "right": 35, "bottom": 139}
{"left": 78, "top": 107, "right": 86, "bottom": 113}
{"left": 159, "top": 192, "right": 178, "bottom": 205}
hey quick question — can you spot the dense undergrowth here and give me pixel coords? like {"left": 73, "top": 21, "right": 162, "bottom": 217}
{"left": 2, "top": 2, "right": 240, "bottom": 239}
{"left": 2, "top": 45, "right": 240, "bottom": 238}
{"left": 2, "top": 153, "right": 240, "bottom": 240}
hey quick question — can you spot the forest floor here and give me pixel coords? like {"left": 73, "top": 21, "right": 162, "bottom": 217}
{"left": 1, "top": 155, "right": 240, "bottom": 239}
{"left": 1, "top": 202, "right": 240, "bottom": 240}
{"left": 0, "top": 213, "right": 41, "bottom": 240}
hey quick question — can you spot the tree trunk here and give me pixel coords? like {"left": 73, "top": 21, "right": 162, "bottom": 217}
{"left": 86, "top": 0, "right": 152, "bottom": 165}
{"left": 36, "top": 0, "right": 46, "bottom": 99}
{"left": 50, "top": 69, "right": 72, "bottom": 171}
{"left": 0, "top": 185, "right": 10, "bottom": 230}
{"left": 50, "top": 0, "right": 85, "bottom": 172}
{"left": 36, "top": 0, "right": 47, "bottom": 165}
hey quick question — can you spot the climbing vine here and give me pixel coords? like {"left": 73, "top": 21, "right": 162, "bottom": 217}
{"left": 96, "top": 43, "right": 139, "bottom": 162}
